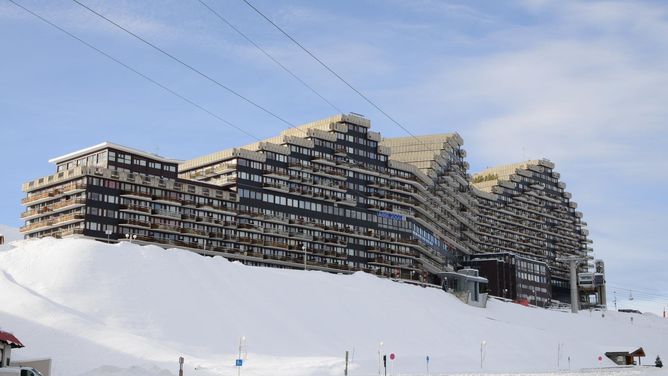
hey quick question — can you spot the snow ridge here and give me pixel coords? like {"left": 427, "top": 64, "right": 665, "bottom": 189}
{"left": 0, "top": 238, "right": 666, "bottom": 376}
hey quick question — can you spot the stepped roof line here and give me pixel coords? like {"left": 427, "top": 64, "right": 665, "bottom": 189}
{"left": 471, "top": 159, "right": 554, "bottom": 192}
{"left": 179, "top": 113, "right": 370, "bottom": 171}
{"left": 379, "top": 134, "right": 463, "bottom": 175}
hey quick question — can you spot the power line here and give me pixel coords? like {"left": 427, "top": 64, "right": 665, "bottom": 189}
{"left": 7, "top": 0, "right": 261, "bottom": 142}
{"left": 610, "top": 286, "right": 668, "bottom": 302}
{"left": 70, "top": 0, "right": 295, "bottom": 129}
{"left": 14, "top": 0, "right": 373, "bottom": 204}
{"left": 608, "top": 285, "right": 668, "bottom": 300}
{"left": 197, "top": 0, "right": 342, "bottom": 114}
{"left": 240, "top": 0, "right": 430, "bottom": 148}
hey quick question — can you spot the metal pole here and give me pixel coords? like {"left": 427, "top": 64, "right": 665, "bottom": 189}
{"left": 178, "top": 357, "right": 184, "bottom": 376}
{"left": 344, "top": 351, "right": 349, "bottom": 376}
{"left": 238, "top": 336, "right": 244, "bottom": 376}
{"left": 614, "top": 291, "right": 617, "bottom": 310}
{"left": 302, "top": 243, "right": 307, "bottom": 271}
{"left": 480, "top": 341, "right": 486, "bottom": 369}
{"left": 378, "top": 342, "right": 383, "bottom": 376}
{"left": 570, "top": 260, "right": 579, "bottom": 313}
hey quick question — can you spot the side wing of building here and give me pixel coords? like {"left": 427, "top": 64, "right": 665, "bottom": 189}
{"left": 470, "top": 160, "right": 593, "bottom": 303}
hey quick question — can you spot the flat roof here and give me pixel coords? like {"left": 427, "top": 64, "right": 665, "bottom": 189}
{"left": 48, "top": 142, "right": 182, "bottom": 165}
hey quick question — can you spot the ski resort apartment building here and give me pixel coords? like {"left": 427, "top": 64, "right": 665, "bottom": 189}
{"left": 19, "top": 114, "right": 600, "bottom": 304}
{"left": 469, "top": 162, "right": 593, "bottom": 305}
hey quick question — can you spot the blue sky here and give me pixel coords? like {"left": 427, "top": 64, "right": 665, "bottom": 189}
{"left": 1, "top": 0, "right": 666, "bottom": 313}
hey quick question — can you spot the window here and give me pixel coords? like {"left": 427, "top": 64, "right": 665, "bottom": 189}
{"left": 116, "top": 153, "right": 131, "bottom": 164}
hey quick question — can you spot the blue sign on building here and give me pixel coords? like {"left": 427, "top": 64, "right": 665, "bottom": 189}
{"left": 377, "top": 211, "right": 404, "bottom": 221}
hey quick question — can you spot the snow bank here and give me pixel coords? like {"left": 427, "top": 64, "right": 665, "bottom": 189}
{"left": 0, "top": 238, "right": 666, "bottom": 376}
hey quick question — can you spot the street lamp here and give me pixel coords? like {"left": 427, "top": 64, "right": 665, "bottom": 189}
{"left": 125, "top": 233, "right": 137, "bottom": 244}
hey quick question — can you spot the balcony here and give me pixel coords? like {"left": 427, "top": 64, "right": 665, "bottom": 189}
{"left": 121, "top": 219, "right": 151, "bottom": 228}
{"left": 150, "top": 223, "right": 181, "bottom": 233}
{"left": 20, "top": 212, "right": 85, "bottom": 234}
{"left": 21, "top": 182, "right": 87, "bottom": 205}
{"left": 119, "top": 204, "right": 151, "bottom": 214}
{"left": 22, "top": 198, "right": 87, "bottom": 219}
{"left": 53, "top": 227, "right": 85, "bottom": 238}
{"left": 120, "top": 190, "right": 152, "bottom": 200}
{"left": 152, "top": 209, "right": 182, "bottom": 220}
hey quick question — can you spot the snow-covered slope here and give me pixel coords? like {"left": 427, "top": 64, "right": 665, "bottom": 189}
{"left": 0, "top": 238, "right": 666, "bottom": 376}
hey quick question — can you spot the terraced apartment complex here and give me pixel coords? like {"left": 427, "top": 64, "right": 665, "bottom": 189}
{"left": 470, "top": 162, "right": 592, "bottom": 304}
{"left": 19, "top": 114, "right": 600, "bottom": 303}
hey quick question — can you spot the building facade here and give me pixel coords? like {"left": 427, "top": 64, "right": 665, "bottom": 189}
{"left": 20, "top": 114, "right": 598, "bottom": 301}
{"left": 466, "top": 252, "right": 551, "bottom": 306}
{"left": 470, "top": 161, "right": 592, "bottom": 303}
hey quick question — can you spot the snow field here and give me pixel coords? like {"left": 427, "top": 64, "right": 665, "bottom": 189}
{"left": 0, "top": 238, "right": 666, "bottom": 376}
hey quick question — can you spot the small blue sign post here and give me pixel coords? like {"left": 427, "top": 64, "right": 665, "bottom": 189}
{"left": 235, "top": 359, "right": 243, "bottom": 367}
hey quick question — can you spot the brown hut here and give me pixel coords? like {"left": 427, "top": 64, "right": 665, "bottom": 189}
{"left": 605, "top": 347, "right": 646, "bottom": 366}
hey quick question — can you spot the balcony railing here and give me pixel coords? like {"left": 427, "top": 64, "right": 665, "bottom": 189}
{"left": 21, "top": 182, "right": 87, "bottom": 205}
{"left": 20, "top": 212, "right": 85, "bottom": 233}
{"left": 21, "top": 198, "right": 86, "bottom": 219}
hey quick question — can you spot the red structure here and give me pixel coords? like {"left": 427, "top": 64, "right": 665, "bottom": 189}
{"left": 0, "top": 330, "right": 24, "bottom": 367}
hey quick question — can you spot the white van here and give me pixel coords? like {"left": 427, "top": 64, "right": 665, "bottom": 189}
{"left": 0, "top": 367, "right": 43, "bottom": 376}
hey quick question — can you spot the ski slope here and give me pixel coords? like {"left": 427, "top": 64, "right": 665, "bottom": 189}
{"left": 0, "top": 238, "right": 666, "bottom": 376}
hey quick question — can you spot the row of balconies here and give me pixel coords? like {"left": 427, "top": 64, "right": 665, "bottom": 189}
{"left": 120, "top": 231, "right": 355, "bottom": 272}
{"left": 22, "top": 198, "right": 87, "bottom": 219}
{"left": 220, "top": 205, "right": 447, "bottom": 266}
{"left": 117, "top": 209, "right": 441, "bottom": 278}
{"left": 119, "top": 191, "right": 236, "bottom": 213}
{"left": 21, "top": 182, "right": 87, "bottom": 205}
{"left": 369, "top": 257, "right": 419, "bottom": 270}
{"left": 20, "top": 211, "right": 85, "bottom": 233}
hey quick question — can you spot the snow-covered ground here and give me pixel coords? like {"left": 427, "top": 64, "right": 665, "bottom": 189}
{"left": 0, "top": 238, "right": 666, "bottom": 376}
